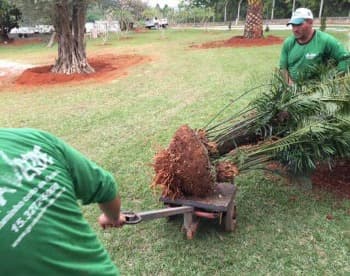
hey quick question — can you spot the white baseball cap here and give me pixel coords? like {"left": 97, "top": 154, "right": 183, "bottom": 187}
{"left": 287, "top": 8, "right": 313, "bottom": 26}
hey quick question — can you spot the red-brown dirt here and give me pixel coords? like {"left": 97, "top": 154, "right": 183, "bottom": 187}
{"left": 152, "top": 125, "right": 216, "bottom": 199}
{"left": 14, "top": 54, "right": 151, "bottom": 87}
{"left": 191, "top": 35, "right": 284, "bottom": 49}
{"left": 312, "top": 160, "right": 350, "bottom": 199}
{"left": 216, "top": 161, "right": 239, "bottom": 183}
{"left": 266, "top": 160, "right": 350, "bottom": 200}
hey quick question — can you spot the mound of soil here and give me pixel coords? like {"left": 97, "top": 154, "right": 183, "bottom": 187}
{"left": 15, "top": 54, "right": 150, "bottom": 87}
{"left": 152, "top": 125, "right": 216, "bottom": 199}
{"left": 192, "top": 35, "right": 283, "bottom": 49}
{"left": 134, "top": 28, "right": 149, "bottom": 33}
{"left": 267, "top": 160, "right": 350, "bottom": 199}
{"left": 312, "top": 160, "right": 350, "bottom": 199}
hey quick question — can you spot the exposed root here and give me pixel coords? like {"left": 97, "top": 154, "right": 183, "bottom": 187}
{"left": 216, "top": 161, "right": 239, "bottom": 183}
{"left": 151, "top": 125, "right": 216, "bottom": 199}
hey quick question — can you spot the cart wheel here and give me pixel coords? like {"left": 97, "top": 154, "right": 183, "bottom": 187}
{"left": 224, "top": 202, "right": 237, "bottom": 232}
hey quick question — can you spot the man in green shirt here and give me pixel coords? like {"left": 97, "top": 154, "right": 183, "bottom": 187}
{"left": 279, "top": 7, "right": 350, "bottom": 84}
{"left": 0, "top": 128, "right": 125, "bottom": 275}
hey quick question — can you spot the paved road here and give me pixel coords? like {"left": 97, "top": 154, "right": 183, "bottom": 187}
{"left": 0, "top": 60, "right": 32, "bottom": 77}
{"left": 173, "top": 24, "right": 350, "bottom": 32}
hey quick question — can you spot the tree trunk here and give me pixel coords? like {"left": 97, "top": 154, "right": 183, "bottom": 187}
{"left": 0, "top": 31, "right": 10, "bottom": 42}
{"left": 224, "top": 0, "right": 228, "bottom": 22}
{"left": 51, "top": 0, "right": 94, "bottom": 74}
{"left": 271, "top": 0, "right": 275, "bottom": 20}
{"left": 235, "top": 0, "right": 243, "bottom": 25}
{"left": 319, "top": 0, "right": 324, "bottom": 19}
{"left": 292, "top": 0, "right": 296, "bottom": 15}
{"left": 47, "top": 32, "right": 56, "bottom": 48}
{"left": 243, "top": 0, "right": 263, "bottom": 39}
{"left": 0, "top": 25, "right": 11, "bottom": 42}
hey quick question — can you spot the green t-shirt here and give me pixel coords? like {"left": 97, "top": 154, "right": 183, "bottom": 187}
{"left": 280, "top": 30, "right": 350, "bottom": 81}
{"left": 0, "top": 128, "right": 119, "bottom": 275}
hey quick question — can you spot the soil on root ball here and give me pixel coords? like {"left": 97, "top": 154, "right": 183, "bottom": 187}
{"left": 216, "top": 161, "right": 239, "bottom": 183}
{"left": 151, "top": 125, "right": 216, "bottom": 199}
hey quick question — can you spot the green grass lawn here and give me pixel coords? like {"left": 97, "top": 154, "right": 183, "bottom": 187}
{"left": 0, "top": 28, "right": 349, "bottom": 275}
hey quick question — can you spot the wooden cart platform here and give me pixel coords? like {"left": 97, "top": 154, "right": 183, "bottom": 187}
{"left": 160, "top": 183, "right": 237, "bottom": 239}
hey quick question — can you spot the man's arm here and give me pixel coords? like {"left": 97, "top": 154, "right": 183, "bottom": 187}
{"left": 38, "top": 131, "right": 126, "bottom": 229}
{"left": 98, "top": 195, "right": 126, "bottom": 229}
{"left": 327, "top": 34, "right": 350, "bottom": 74}
{"left": 280, "top": 69, "right": 294, "bottom": 85}
{"left": 279, "top": 39, "right": 294, "bottom": 85}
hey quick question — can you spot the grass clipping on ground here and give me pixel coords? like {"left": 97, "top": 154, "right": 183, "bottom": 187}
{"left": 151, "top": 125, "right": 238, "bottom": 199}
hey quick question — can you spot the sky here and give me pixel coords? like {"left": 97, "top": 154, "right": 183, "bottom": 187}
{"left": 145, "top": 0, "right": 181, "bottom": 8}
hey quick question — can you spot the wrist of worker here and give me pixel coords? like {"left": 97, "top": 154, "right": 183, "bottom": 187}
{"left": 98, "top": 196, "right": 122, "bottom": 219}
{"left": 98, "top": 213, "right": 124, "bottom": 228}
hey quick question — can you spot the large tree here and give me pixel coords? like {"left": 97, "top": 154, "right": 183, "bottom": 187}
{"left": 243, "top": 0, "right": 263, "bottom": 39}
{"left": 13, "top": 0, "right": 94, "bottom": 74}
{"left": 52, "top": 0, "right": 94, "bottom": 74}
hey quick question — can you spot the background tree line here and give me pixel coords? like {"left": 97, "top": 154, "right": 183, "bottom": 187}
{"left": 0, "top": 0, "right": 348, "bottom": 74}
{"left": 3, "top": 0, "right": 348, "bottom": 30}
{"left": 84, "top": 0, "right": 349, "bottom": 26}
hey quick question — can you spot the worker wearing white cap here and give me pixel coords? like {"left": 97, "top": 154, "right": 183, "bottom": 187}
{"left": 280, "top": 8, "right": 350, "bottom": 84}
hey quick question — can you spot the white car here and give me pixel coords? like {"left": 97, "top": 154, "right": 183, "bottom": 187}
{"left": 10, "top": 27, "right": 36, "bottom": 37}
{"left": 145, "top": 18, "right": 168, "bottom": 29}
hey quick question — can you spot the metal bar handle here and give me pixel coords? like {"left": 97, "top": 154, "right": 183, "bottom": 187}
{"left": 122, "top": 211, "right": 142, "bottom": 224}
{"left": 138, "top": 206, "right": 194, "bottom": 221}
{"left": 122, "top": 206, "right": 194, "bottom": 225}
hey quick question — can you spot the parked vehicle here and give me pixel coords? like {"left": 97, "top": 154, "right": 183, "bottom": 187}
{"left": 145, "top": 18, "right": 168, "bottom": 29}
{"left": 85, "top": 21, "right": 120, "bottom": 38}
{"left": 10, "top": 27, "right": 36, "bottom": 37}
{"left": 35, "top": 25, "right": 54, "bottom": 34}
{"left": 10, "top": 25, "right": 54, "bottom": 37}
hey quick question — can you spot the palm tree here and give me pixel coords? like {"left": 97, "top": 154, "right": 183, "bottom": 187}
{"left": 205, "top": 68, "right": 350, "bottom": 176}
{"left": 243, "top": 0, "right": 263, "bottom": 39}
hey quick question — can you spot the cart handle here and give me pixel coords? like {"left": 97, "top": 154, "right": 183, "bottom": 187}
{"left": 121, "top": 206, "right": 194, "bottom": 225}
{"left": 122, "top": 211, "right": 142, "bottom": 224}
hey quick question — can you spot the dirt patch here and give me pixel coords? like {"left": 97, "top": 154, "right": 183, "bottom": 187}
{"left": 12, "top": 54, "right": 151, "bottom": 87}
{"left": 312, "top": 160, "right": 350, "bottom": 200}
{"left": 0, "top": 37, "right": 151, "bottom": 89}
{"left": 133, "top": 28, "right": 149, "bottom": 33}
{"left": 266, "top": 160, "right": 350, "bottom": 200}
{"left": 191, "top": 35, "right": 283, "bottom": 49}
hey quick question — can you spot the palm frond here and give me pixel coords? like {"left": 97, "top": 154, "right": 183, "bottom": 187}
{"left": 204, "top": 66, "right": 350, "bottom": 179}
{"left": 223, "top": 117, "right": 350, "bottom": 176}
